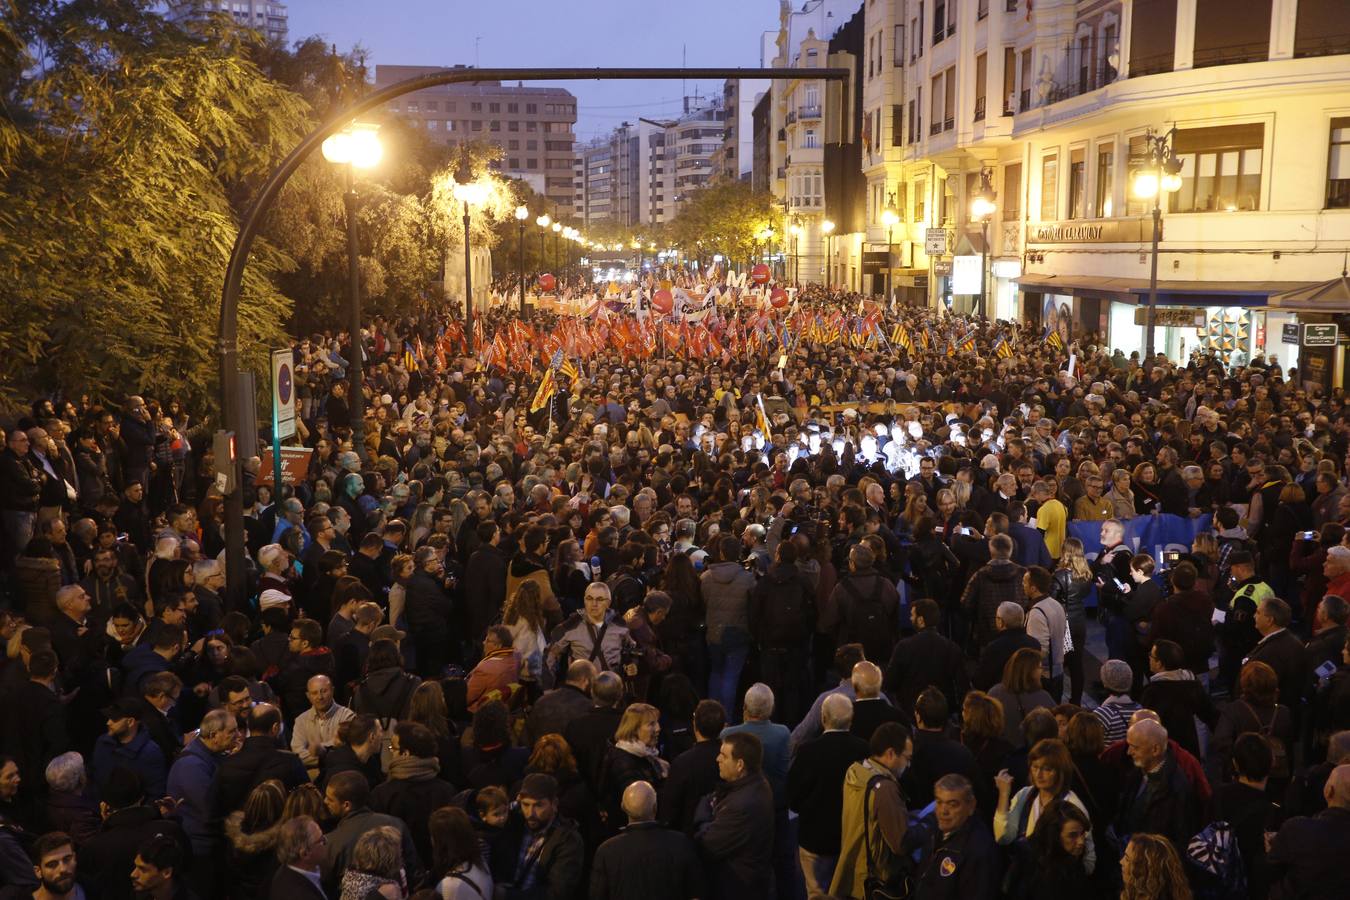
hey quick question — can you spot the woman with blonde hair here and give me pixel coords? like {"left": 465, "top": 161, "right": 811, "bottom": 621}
{"left": 989, "top": 648, "right": 1056, "bottom": 746}
{"left": 597, "top": 702, "right": 667, "bottom": 837}
{"left": 1120, "top": 833, "right": 1193, "bottom": 900}
{"left": 281, "top": 782, "right": 323, "bottom": 824}
{"left": 339, "top": 825, "right": 406, "bottom": 900}
{"left": 224, "top": 779, "right": 287, "bottom": 898}
{"left": 502, "top": 580, "right": 547, "bottom": 685}
{"left": 1054, "top": 538, "right": 1093, "bottom": 705}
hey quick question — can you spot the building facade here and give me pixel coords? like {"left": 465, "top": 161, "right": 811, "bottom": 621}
{"left": 169, "top": 0, "right": 289, "bottom": 42}
{"left": 715, "top": 78, "right": 770, "bottom": 182}
{"left": 844, "top": 0, "right": 1350, "bottom": 372}
{"left": 375, "top": 66, "right": 578, "bottom": 214}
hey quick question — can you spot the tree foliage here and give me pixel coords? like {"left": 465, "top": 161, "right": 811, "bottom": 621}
{"left": 665, "top": 180, "right": 782, "bottom": 268}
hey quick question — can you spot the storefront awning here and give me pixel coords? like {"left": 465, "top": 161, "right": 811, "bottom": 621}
{"left": 1014, "top": 275, "right": 1318, "bottom": 307}
{"left": 1268, "top": 274, "right": 1350, "bottom": 311}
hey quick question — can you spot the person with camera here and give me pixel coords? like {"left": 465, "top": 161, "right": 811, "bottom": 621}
{"left": 829, "top": 722, "right": 914, "bottom": 900}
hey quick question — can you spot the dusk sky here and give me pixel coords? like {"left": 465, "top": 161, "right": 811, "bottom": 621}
{"left": 286, "top": 0, "right": 781, "bottom": 142}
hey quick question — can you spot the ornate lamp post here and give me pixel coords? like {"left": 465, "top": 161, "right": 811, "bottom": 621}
{"left": 1132, "top": 126, "right": 1183, "bottom": 360}
{"left": 452, "top": 176, "right": 491, "bottom": 339}
{"left": 515, "top": 205, "right": 529, "bottom": 315}
{"left": 551, "top": 221, "right": 562, "bottom": 275}
{"left": 536, "top": 213, "right": 551, "bottom": 276}
{"left": 881, "top": 193, "right": 900, "bottom": 305}
{"left": 788, "top": 221, "right": 804, "bottom": 283}
{"left": 969, "top": 167, "right": 997, "bottom": 319}
{"left": 821, "top": 219, "right": 835, "bottom": 287}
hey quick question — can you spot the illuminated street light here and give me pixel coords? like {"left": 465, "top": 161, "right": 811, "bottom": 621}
{"left": 514, "top": 205, "right": 529, "bottom": 315}
{"left": 1131, "top": 126, "right": 1183, "bottom": 359}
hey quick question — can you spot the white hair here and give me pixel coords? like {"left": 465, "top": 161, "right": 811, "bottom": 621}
{"left": 743, "top": 682, "right": 775, "bottom": 720}
{"left": 821, "top": 693, "right": 854, "bottom": 731}
{"left": 45, "top": 752, "right": 86, "bottom": 794}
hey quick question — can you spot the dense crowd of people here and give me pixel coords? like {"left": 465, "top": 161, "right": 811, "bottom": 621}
{"left": 1, "top": 282, "right": 1349, "bottom": 900}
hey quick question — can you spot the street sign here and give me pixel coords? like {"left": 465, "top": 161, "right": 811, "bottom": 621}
{"left": 925, "top": 228, "right": 948, "bottom": 256}
{"left": 271, "top": 348, "right": 296, "bottom": 440}
{"left": 1303, "top": 323, "right": 1338, "bottom": 347}
{"left": 1132, "top": 307, "right": 1205, "bottom": 327}
{"left": 254, "top": 447, "right": 315, "bottom": 487}
{"left": 1281, "top": 323, "right": 1300, "bottom": 345}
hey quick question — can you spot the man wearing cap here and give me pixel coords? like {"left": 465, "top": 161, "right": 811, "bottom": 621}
{"left": 489, "top": 772, "right": 584, "bottom": 900}
{"left": 1218, "top": 551, "right": 1271, "bottom": 693}
{"left": 91, "top": 698, "right": 168, "bottom": 803}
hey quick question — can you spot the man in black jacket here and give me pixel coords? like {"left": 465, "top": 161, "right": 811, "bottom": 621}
{"left": 904, "top": 688, "right": 980, "bottom": 809}
{"left": 269, "top": 816, "right": 328, "bottom": 900}
{"left": 1115, "top": 719, "right": 1203, "bottom": 853}
{"left": 750, "top": 541, "right": 815, "bottom": 725}
{"left": 77, "top": 767, "right": 187, "bottom": 900}
{"left": 0, "top": 427, "right": 42, "bottom": 566}
{"left": 1266, "top": 764, "right": 1350, "bottom": 900}
{"left": 886, "top": 599, "right": 969, "bottom": 712}
{"left": 1249, "top": 597, "right": 1311, "bottom": 723}
{"left": 490, "top": 773, "right": 585, "bottom": 900}
{"left": 787, "top": 693, "right": 868, "bottom": 897}
{"left": 913, "top": 774, "right": 998, "bottom": 900}
{"left": 972, "top": 603, "right": 1040, "bottom": 691}
{"left": 524, "top": 659, "right": 594, "bottom": 747}
{"left": 592, "top": 781, "right": 704, "bottom": 900}
{"left": 370, "top": 722, "right": 457, "bottom": 867}
{"left": 462, "top": 521, "right": 507, "bottom": 650}
{"left": 661, "top": 700, "right": 726, "bottom": 836}
{"left": 405, "top": 546, "right": 454, "bottom": 676}
{"left": 563, "top": 672, "right": 625, "bottom": 791}
{"left": 212, "top": 704, "right": 307, "bottom": 817}
{"left": 696, "top": 731, "right": 775, "bottom": 900}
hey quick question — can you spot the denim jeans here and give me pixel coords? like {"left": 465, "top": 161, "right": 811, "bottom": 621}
{"left": 708, "top": 626, "right": 750, "bottom": 721}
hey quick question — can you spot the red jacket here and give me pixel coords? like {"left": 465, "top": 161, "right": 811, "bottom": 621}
{"left": 466, "top": 648, "right": 521, "bottom": 711}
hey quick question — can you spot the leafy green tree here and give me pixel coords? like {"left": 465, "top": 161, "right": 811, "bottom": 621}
{"left": 665, "top": 180, "right": 782, "bottom": 270}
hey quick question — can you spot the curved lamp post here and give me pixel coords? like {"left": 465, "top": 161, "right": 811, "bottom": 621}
{"left": 788, "top": 221, "right": 804, "bottom": 284}
{"left": 1132, "top": 126, "right": 1183, "bottom": 361}
{"left": 536, "top": 214, "right": 551, "bottom": 280}
{"left": 970, "top": 167, "right": 997, "bottom": 319}
{"left": 551, "top": 221, "right": 562, "bottom": 276}
{"left": 320, "top": 123, "right": 382, "bottom": 465}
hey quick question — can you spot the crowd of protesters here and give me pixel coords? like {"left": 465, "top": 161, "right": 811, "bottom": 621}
{"left": 0, "top": 281, "right": 1348, "bottom": 900}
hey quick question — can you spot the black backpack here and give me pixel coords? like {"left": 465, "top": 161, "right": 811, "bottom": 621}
{"left": 761, "top": 576, "right": 815, "bottom": 647}
{"left": 843, "top": 575, "right": 889, "bottom": 658}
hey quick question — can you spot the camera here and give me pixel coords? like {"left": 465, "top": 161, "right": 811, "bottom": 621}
{"left": 1162, "top": 550, "right": 1181, "bottom": 568}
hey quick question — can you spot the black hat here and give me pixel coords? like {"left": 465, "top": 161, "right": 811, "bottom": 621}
{"left": 518, "top": 772, "right": 559, "bottom": 801}
{"left": 102, "top": 697, "right": 142, "bottom": 720}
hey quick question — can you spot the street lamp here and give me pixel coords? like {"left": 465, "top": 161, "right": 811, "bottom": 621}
{"left": 789, "top": 221, "right": 804, "bottom": 284}
{"left": 515, "top": 205, "right": 529, "bottom": 315}
{"left": 821, "top": 219, "right": 835, "bottom": 287}
{"left": 1132, "top": 126, "right": 1183, "bottom": 360}
{"left": 970, "top": 167, "right": 997, "bottom": 319}
{"left": 759, "top": 227, "right": 775, "bottom": 278}
{"left": 536, "top": 214, "right": 551, "bottom": 277}
{"left": 452, "top": 176, "right": 491, "bottom": 340}
{"left": 320, "top": 122, "right": 382, "bottom": 462}
{"left": 551, "top": 221, "right": 562, "bottom": 275}
{"left": 881, "top": 193, "right": 900, "bottom": 306}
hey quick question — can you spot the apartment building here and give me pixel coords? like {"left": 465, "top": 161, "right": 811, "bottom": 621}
{"left": 858, "top": 0, "right": 1350, "bottom": 371}
{"left": 375, "top": 66, "right": 578, "bottom": 214}
{"left": 169, "top": 0, "right": 289, "bottom": 42}
{"left": 715, "top": 78, "right": 770, "bottom": 182}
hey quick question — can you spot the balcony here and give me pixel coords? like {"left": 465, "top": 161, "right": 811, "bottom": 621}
{"left": 944, "top": 116, "right": 954, "bottom": 131}
{"left": 930, "top": 121, "right": 942, "bottom": 136}
{"left": 777, "top": 166, "right": 786, "bottom": 179}
{"left": 1044, "top": 63, "right": 1119, "bottom": 104}
{"left": 1019, "top": 88, "right": 1031, "bottom": 112}
{"left": 974, "top": 96, "right": 986, "bottom": 121}
{"left": 786, "top": 110, "right": 797, "bottom": 125}
{"left": 797, "top": 105, "right": 821, "bottom": 120}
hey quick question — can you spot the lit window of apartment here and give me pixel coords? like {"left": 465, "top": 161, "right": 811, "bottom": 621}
{"left": 1171, "top": 124, "right": 1264, "bottom": 212}
{"left": 1068, "top": 148, "right": 1086, "bottom": 219}
{"left": 1095, "top": 145, "right": 1115, "bottom": 217}
{"left": 1328, "top": 118, "right": 1350, "bottom": 208}
{"left": 1041, "top": 154, "right": 1059, "bottom": 220}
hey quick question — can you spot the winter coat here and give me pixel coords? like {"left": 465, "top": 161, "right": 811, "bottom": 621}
{"left": 827, "top": 568, "right": 901, "bottom": 666}
{"left": 213, "top": 736, "right": 307, "bottom": 817}
{"left": 90, "top": 727, "right": 167, "bottom": 803}
{"left": 524, "top": 684, "right": 593, "bottom": 747}
{"left": 466, "top": 648, "right": 522, "bottom": 711}
{"left": 487, "top": 811, "right": 585, "bottom": 900}
{"left": 884, "top": 627, "right": 968, "bottom": 712}
{"left": 405, "top": 569, "right": 454, "bottom": 646}
{"left": 1139, "top": 671, "right": 1219, "bottom": 759}
{"left": 463, "top": 544, "right": 508, "bottom": 642}
{"left": 77, "top": 806, "right": 185, "bottom": 900}
{"left": 700, "top": 562, "right": 756, "bottom": 644}
{"left": 591, "top": 821, "right": 704, "bottom": 900}
{"left": 223, "top": 811, "right": 282, "bottom": 900}
{"left": 961, "top": 558, "right": 1027, "bottom": 649}
{"left": 351, "top": 666, "right": 422, "bottom": 725}
{"left": 748, "top": 561, "right": 815, "bottom": 648}
{"left": 546, "top": 611, "right": 635, "bottom": 674}
{"left": 370, "top": 756, "right": 458, "bottom": 867}
{"left": 1150, "top": 588, "right": 1216, "bottom": 675}
{"left": 695, "top": 773, "right": 775, "bottom": 900}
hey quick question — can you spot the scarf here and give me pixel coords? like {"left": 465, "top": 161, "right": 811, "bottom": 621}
{"left": 387, "top": 753, "right": 441, "bottom": 782}
{"left": 615, "top": 739, "right": 670, "bottom": 779}
{"left": 1150, "top": 668, "right": 1195, "bottom": 682}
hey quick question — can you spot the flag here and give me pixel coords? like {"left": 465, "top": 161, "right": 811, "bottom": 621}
{"left": 559, "top": 358, "right": 582, "bottom": 394}
{"left": 1044, "top": 325, "right": 1064, "bottom": 352}
{"left": 529, "top": 349, "right": 565, "bottom": 414}
{"left": 755, "top": 393, "right": 772, "bottom": 439}
{"left": 402, "top": 342, "right": 419, "bottom": 373}
{"left": 958, "top": 332, "right": 976, "bottom": 353}
{"left": 916, "top": 328, "right": 930, "bottom": 352}
{"left": 994, "top": 336, "right": 1014, "bottom": 358}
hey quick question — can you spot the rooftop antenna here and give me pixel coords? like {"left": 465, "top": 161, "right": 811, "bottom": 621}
{"left": 682, "top": 44, "right": 687, "bottom": 104}
{"left": 475, "top": 36, "right": 481, "bottom": 68}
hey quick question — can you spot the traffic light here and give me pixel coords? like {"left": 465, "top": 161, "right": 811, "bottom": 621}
{"left": 213, "top": 429, "right": 237, "bottom": 495}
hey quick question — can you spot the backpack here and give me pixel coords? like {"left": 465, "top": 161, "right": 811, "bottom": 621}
{"left": 1186, "top": 820, "right": 1247, "bottom": 900}
{"left": 1238, "top": 700, "right": 1290, "bottom": 779}
{"left": 842, "top": 575, "right": 889, "bottom": 660}
{"left": 760, "top": 576, "right": 815, "bottom": 647}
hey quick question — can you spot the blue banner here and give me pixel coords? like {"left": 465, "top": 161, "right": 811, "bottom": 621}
{"left": 1065, "top": 514, "right": 1214, "bottom": 607}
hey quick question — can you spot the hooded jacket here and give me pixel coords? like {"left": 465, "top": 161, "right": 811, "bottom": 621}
{"left": 701, "top": 562, "right": 756, "bottom": 644}
{"left": 351, "top": 666, "right": 422, "bottom": 724}
{"left": 830, "top": 758, "right": 908, "bottom": 899}
{"left": 961, "top": 558, "right": 1027, "bottom": 649}
{"left": 223, "top": 811, "right": 282, "bottom": 900}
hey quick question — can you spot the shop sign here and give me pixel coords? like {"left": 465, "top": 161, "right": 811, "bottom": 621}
{"left": 1027, "top": 218, "right": 1149, "bottom": 244}
{"left": 255, "top": 446, "right": 314, "bottom": 487}
{"left": 1132, "top": 307, "right": 1205, "bottom": 327}
{"left": 861, "top": 251, "right": 891, "bottom": 275}
{"left": 1303, "top": 324, "right": 1338, "bottom": 347}
{"left": 1281, "top": 323, "right": 1299, "bottom": 345}
{"left": 933, "top": 260, "right": 953, "bottom": 276}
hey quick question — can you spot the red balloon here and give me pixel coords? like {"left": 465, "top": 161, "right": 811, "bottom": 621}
{"left": 751, "top": 263, "right": 771, "bottom": 285}
{"left": 651, "top": 289, "right": 674, "bottom": 314}
{"left": 538, "top": 273, "right": 556, "bottom": 292}
{"left": 769, "top": 287, "right": 789, "bottom": 308}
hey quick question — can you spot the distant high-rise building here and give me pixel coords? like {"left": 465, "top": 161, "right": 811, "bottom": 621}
{"left": 715, "top": 78, "right": 769, "bottom": 182}
{"left": 168, "top": 0, "right": 289, "bottom": 43}
{"left": 375, "top": 66, "right": 578, "bottom": 214}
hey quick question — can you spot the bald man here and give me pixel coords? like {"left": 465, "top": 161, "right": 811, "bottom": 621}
{"left": 848, "top": 661, "right": 910, "bottom": 742}
{"left": 591, "top": 781, "right": 703, "bottom": 900}
{"left": 1267, "top": 764, "right": 1350, "bottom": 900}
{"left": 290, "top": 674, "right": 354, "bottom": 775}
{"left": 1116, "top": 719, "right": 1202, "bottom": 851}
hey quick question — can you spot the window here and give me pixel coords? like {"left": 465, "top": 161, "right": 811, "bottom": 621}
{"left": 894, "top": 25, "right": 905, "bottom": 65}
{"left": 934, "top": 1, "right": 946, "bottom": 45}
{"left": 526, "top": 103, "right": 538, "bottom": 114}
{"left": 426, "top": 120, "right": 438, "bottom": 130}
{"left": 425, "top": 101, "right": 439, "bottom": 111}
{"left": 508, "top": 121, "right": 519, "bottom": 132}
{"left": 490, "top": 121, "right": 501, "bottom": 132}
{"left": 1328, "top": 117, "right": 1350, "bottom": 208}
{"left": 407, "top": 101, "right": 419, "bottom": 112}
{"left": 507, "top": 103, "right": 519, "bottom": 113}
{"left": 974, "top": 53, "right": 987, "bottom": 121}
{"left": 1296, "top": 0, "right": 1350, "bottom": 58}
{"left": 1003, "top": 163, "right": 1022, "bottom": 221}
{"left": 931, "top": 74, "right": 943, "bottom": 135}
{"left": 1171, "top": 123, "right": 1264, "bottom": 212}
{"left": 914, "top": 179, "right": 927, "bottom": 222}
{"left": 803, "top": 129, "right": 818, "bottom": 148}
{"left": 527, "top": 158, "right": 538, "bottom": 169}
{"left": 527, "top": 122, "right": 538, "bottom": 132}
{"left": 1130, "top": 0, "right": 1177, "bottom": 77}
{"left": 1020, "top": 49, "right": 1032, "bottom": 111}
{"left": 471, "top": 121, "right": 483, "bottom": 132}
{"left": 1096, "top": 146, "right": 1115, "bottom": 217}
{"left": 911, "top": 17, "right": 920, "bottom": 61}
{"left": 508, "top": 140, "right": 519, "bottom": 150}
{"left": 943, "top": 68, "right": 956, "bottom": 130}
{"left": 1194, "top": 0, "right": 1270, "bottom": 68}
{"left": 907, "top": 99, "right": 917, "bottom": 143}
{"left": 1002, "top": 47, "right": 1016, "bottom": 115}
{"left": 471, "top": 102, "right": 482, "bottom": 112}
{"left": 1068, "top": 148, "right": 1086, "bottom": 218}
{"left": 892, "top": 105, "right": 903, "bottom": 146}
{"left": 1126, "top": 134, "right": 1150, "bottom": 216}
{"left": 1041, "top": 154, "right": 1059, "bottom": 220}
{"left": 978, "top": 0, "right": 989, "bottom": 18}
{"left": 508, "top": 158, "right": 519, "bottom": 169}
{"left": 489, "top": 102, "right": 501, "bottom": 113}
